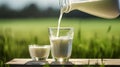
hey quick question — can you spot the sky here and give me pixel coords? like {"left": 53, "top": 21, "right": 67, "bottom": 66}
{"left": 0, "top": 0, "right": 59, "bottom": 10}
{"left": 0, "top": 0, "right": 120, "bottom": 11}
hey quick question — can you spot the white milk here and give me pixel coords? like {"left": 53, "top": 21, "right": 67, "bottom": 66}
{"left": 69, "top": 0, "right": 119, "bottom": 19}
{"left": 50, "top": 36, "right": 72, "bottom": 59}
{"left": 29, "top": 45, "right": 50, "bottom": 60}
{"left": 57, "top": 10, "right": 63, "bottom": 37}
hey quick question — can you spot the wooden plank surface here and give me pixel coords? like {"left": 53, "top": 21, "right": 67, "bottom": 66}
{"left": 6, "top": 58, "right": 120, "bottom": 65}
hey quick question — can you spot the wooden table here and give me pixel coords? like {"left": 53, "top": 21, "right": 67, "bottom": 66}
{"left": 6, "top": 58, "right": 120, "bottom": 67}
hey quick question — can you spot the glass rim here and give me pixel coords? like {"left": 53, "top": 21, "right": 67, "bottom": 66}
{"left": 48, "top": 27, "right": 74, "bottom": 29}
{"left": 29, "top": 45, "right": 50, "bottom": 48}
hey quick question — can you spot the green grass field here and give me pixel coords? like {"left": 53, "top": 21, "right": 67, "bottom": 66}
{"left": 0, "top": 18, "right": 120, "bottom": 66}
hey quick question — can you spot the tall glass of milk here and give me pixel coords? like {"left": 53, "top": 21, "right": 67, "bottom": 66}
{"left": 49, "top": 27, "right": 74, "bottom": 63}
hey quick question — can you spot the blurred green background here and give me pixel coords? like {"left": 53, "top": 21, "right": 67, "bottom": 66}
{"left": 0, "top": 0, "right": 120, "bottom": 66}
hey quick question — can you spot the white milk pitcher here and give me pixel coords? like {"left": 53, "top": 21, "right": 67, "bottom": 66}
{"left": 60, "top": 0, "right": 120, "bottom": 19}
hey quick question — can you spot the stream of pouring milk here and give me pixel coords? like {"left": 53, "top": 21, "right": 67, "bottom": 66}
{"left": 56, "top": 10, "right": 63, "bottom": 37}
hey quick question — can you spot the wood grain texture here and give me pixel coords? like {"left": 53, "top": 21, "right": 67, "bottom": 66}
{"left": 6, "top": 58, "right": 120, "bottom": 65}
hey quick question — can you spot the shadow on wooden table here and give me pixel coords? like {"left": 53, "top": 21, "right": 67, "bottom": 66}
{"left": 25, "top": 60, "right": 49, "bottom": 65}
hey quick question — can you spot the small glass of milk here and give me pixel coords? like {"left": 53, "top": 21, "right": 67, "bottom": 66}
{"left": 29, "top": 45, "right": 50, "bottom": 61}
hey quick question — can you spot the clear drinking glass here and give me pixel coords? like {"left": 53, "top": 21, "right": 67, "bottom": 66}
{"left": 29, "top": 45, "right": 50, "bottom": 61}
{"left": 49, "top": 27, "right": 74, "bottom": 63}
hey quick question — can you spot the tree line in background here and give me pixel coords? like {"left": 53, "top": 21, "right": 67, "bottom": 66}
{"left": 0, "top": 4, "right": 97, "bottom": 18}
